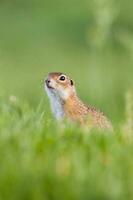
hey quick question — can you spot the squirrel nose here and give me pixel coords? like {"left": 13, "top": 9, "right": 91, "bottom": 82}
{"left": 45, "top": 79, "right": 51, "bottom": 85}
{"left": 45, "top": 79, "right": 50, "bottom": 83}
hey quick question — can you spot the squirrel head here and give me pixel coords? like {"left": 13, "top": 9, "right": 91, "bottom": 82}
{"left": 45, "top": 72, "right": 76, "bottom": 100}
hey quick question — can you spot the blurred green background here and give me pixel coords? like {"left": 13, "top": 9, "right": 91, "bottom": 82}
{"left": 0, "top": 0, "right": 133, "bottom": 123}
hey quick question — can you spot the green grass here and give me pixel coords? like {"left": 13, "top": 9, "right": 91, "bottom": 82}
{"left": 0, "top": 0, "right": 133, "bottom": 199}
{"left": 0, "top": 95, "right": 133, "bottom": 200}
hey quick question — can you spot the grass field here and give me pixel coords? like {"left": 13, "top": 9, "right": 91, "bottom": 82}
{"left": 0, "top": 0, "right": 133, "bottom": 199}
{"left": 0, "top": 95, "right": 133, "bottom": 200}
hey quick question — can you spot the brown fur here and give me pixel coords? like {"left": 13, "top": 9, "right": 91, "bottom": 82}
{"left": 63, "top": 93, "right": 112, "bottom": 130}
{"left": 45, "top": 72, "right": 113, "bottom": 130}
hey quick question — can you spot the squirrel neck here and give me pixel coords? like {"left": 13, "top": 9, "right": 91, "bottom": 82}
{"left": 62, "top": 92, "right": 88, "bottom": 120}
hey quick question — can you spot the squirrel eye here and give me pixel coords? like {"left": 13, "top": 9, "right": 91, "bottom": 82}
{"left": 59, "top": 75, "right": 66, "bottom": 81}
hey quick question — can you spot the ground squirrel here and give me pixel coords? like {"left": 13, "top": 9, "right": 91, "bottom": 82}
{"left": 45, "top": 72, "right": 113, "bottom": 130}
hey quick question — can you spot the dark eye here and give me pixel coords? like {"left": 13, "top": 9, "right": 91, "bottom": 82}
{"left": 59, "top": 75, "right": 66, "bottom": 81}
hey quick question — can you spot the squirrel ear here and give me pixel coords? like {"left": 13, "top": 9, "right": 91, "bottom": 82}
{"left": 70, "top": 79, "right": 74, "bottom": 86}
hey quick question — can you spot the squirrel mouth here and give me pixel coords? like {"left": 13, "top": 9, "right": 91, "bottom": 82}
{"left": 47, "top": 85, "right": 54, "bottom": 89}
{"left": 45, "top": 80, "right": 54, "bottom": 90}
